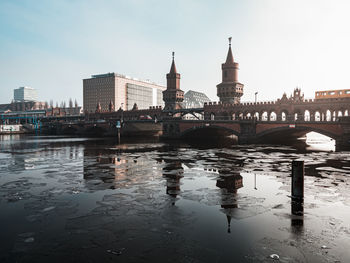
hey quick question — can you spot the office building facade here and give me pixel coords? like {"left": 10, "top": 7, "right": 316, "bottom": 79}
{"left": 83, "top": 73, "right": 165, "bottom": 113}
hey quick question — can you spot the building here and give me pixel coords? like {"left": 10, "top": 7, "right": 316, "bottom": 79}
{"left": 183, "top": 90, "right": 211, "bottom": 108}
{"left": 315, "top": 89, "right": 350, "bottom": 100}
{"left": 216, "top": 38, "right": 244, "bottom": 104}
{"left": 45, "top": 106, "right": 83, "bottom": 117}
{"left": 83, "top": 73, "right": 165, "bottom": 113}
{"left": 14, "top": 87, "right": 38, "bottom": 102}
{"left": 0, "top": 101, "right": 46, "bottom": 112}
{"left": 162, "top": 52, "right": 184, "bottom": 110}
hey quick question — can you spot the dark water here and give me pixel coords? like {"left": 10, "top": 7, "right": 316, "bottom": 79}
{"left": 0, "top": 135, "right": 349, "bottom": 262}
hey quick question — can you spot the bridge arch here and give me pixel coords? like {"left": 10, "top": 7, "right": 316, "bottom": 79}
{"left": 180, "top": 124, "right": 240, "bottom": 139}
{"left": 261, "top": 111, "right": 268, "bottom": 121}
{"left": 326, "top": 110, "right": 332, "bottom": 121}
{"left": 276, "top": 109, "right": 289, "bottom": 121}
{"left": 269, "top": 111, "right": 277, "bottom": 121}
{"left": 293, "top": 109, "right": 303, "bottom": 121}
{"left": 281, "top": 111, "right": 287, "bottom": 121}
{"left": 210, "top": 112, "right": 215, "bottom": 120}
{"left": 304, "top": 110, "right": 311, "bottom": 121}
{"left": 314, "top": 111, "right": 321, "bottom": 121}
{"left": 256, "top": 124, "right": 339, "bottom": 142}
{"left": 231, "top": 113, "right": 236, "bottom": 120}
{"left": 332, "top": 110, "right": 336, "bottom": 121}
{"left": 254, "top": 112, "right": 259, "bottom": 121}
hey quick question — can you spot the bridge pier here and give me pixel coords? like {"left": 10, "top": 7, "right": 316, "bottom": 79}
{"left": 336, "top": 136, "right": 350, "bottom": 151}
{"left": 238, "top": 122, "right": 257, "bottom": 144}
{"left": 336, "top": 117, "right": 350, "bottom": 151}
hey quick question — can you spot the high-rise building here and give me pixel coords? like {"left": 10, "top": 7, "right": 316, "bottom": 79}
{"left": 83, "top": 73, "right": 165, "bottom": 113}
{"left": 183, "top": 90, "right": 211, "bottom": 108}
{"left": 14, "top": 87, "right": 38, "bottom": 102}
{"left": 217, "top": 38, "right": 244, "bottom": 104}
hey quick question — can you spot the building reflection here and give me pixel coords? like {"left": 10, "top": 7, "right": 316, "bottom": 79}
{"left": 216, "top": 171, "right": 243, "bottom": 233}
{"left": 83, "top": 148, "right": 128, "bottom": 189}
{"left": 1, "top": 135, "right": 82, "bottom": 172}
{"left": 83, "top": 148, "right": 164, "bottom": 190}
{"left": 162, "top": 160, "right": 184, "bottom": 205}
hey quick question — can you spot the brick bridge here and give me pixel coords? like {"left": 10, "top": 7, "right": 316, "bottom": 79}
{"left": 160, "top": 89, "right": 350, "bottom": 150}
{"left": 162, "top": 119, "right": 349, "bottom": 150}
{"left": 39, "top": 94, "right": 350, "bottom": 150}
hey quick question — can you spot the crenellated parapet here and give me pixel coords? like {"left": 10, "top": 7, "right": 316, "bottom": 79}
{"left": 203, "top": 89, "right": 350, "bottom": 122}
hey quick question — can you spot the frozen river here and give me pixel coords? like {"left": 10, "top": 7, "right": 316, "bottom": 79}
{"left": 0, "top": 134, "right": 349, "bottom": 262}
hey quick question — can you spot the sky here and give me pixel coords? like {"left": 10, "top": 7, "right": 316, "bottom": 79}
{"left": 1, "top": 0, "right": 350, "bottom": 105}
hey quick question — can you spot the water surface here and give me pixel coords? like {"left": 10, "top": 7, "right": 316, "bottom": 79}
{"left": 0, "top": 134, "right": 349, "bottom": 262}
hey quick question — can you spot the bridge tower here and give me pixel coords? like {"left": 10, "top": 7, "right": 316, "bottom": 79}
{"left": 163, "top": 52, "right": 184, "bottom": 111}
{"left": 217, "top": 37, "right": 244, "bottom": 104}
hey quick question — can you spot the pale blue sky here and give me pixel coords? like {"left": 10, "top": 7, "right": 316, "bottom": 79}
{"left": 1, "top": 0, "right": 350, "bottom": 105}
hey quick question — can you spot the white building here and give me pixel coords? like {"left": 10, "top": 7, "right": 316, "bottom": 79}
{"left": 14, "top": 87, "right": 38, "bottom": 102}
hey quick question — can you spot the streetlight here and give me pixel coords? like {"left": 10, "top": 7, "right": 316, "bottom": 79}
{"left": 121, "top": 103, "right": 124, "bottom": 123}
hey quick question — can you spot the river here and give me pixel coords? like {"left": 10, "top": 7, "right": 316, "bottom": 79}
{"left": 0, "top": 134, "right": 349, "bottom": 262}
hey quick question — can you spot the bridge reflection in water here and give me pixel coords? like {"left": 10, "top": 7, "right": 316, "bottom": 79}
{"left": 82, "top": 140, "right": 311, "bottom": 236}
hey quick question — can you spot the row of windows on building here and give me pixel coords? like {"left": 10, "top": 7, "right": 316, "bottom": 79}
{"left": 316, "top": 90, "right": 350, "bottom": 96}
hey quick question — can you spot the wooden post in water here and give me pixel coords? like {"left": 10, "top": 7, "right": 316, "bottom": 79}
{"left": 291, "top": 160, "right": 304, "bottom": 216}
{"left": 291, "top": 161, "right": 304, "bottom": 200}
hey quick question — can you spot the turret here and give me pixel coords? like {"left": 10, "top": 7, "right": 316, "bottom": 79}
{"left": 163, "top": 52, "right": 184, "bottom": 111}
{"left": 216, "top": 37, "right": 244, "bottom": 104}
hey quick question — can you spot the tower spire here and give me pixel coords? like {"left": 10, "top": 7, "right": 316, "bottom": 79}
{"left": 225, "top": 37, "right": 234, "bottom": 64}
{"left": 170, "top": 51, "right": 177, "bottom": 74}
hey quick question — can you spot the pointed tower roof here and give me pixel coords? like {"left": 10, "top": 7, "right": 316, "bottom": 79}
{"left": 225, "top": 37, "right": 234, "bottom": 64}
{"left": 169, "top": 51, "right": 177, "bottom": 73}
